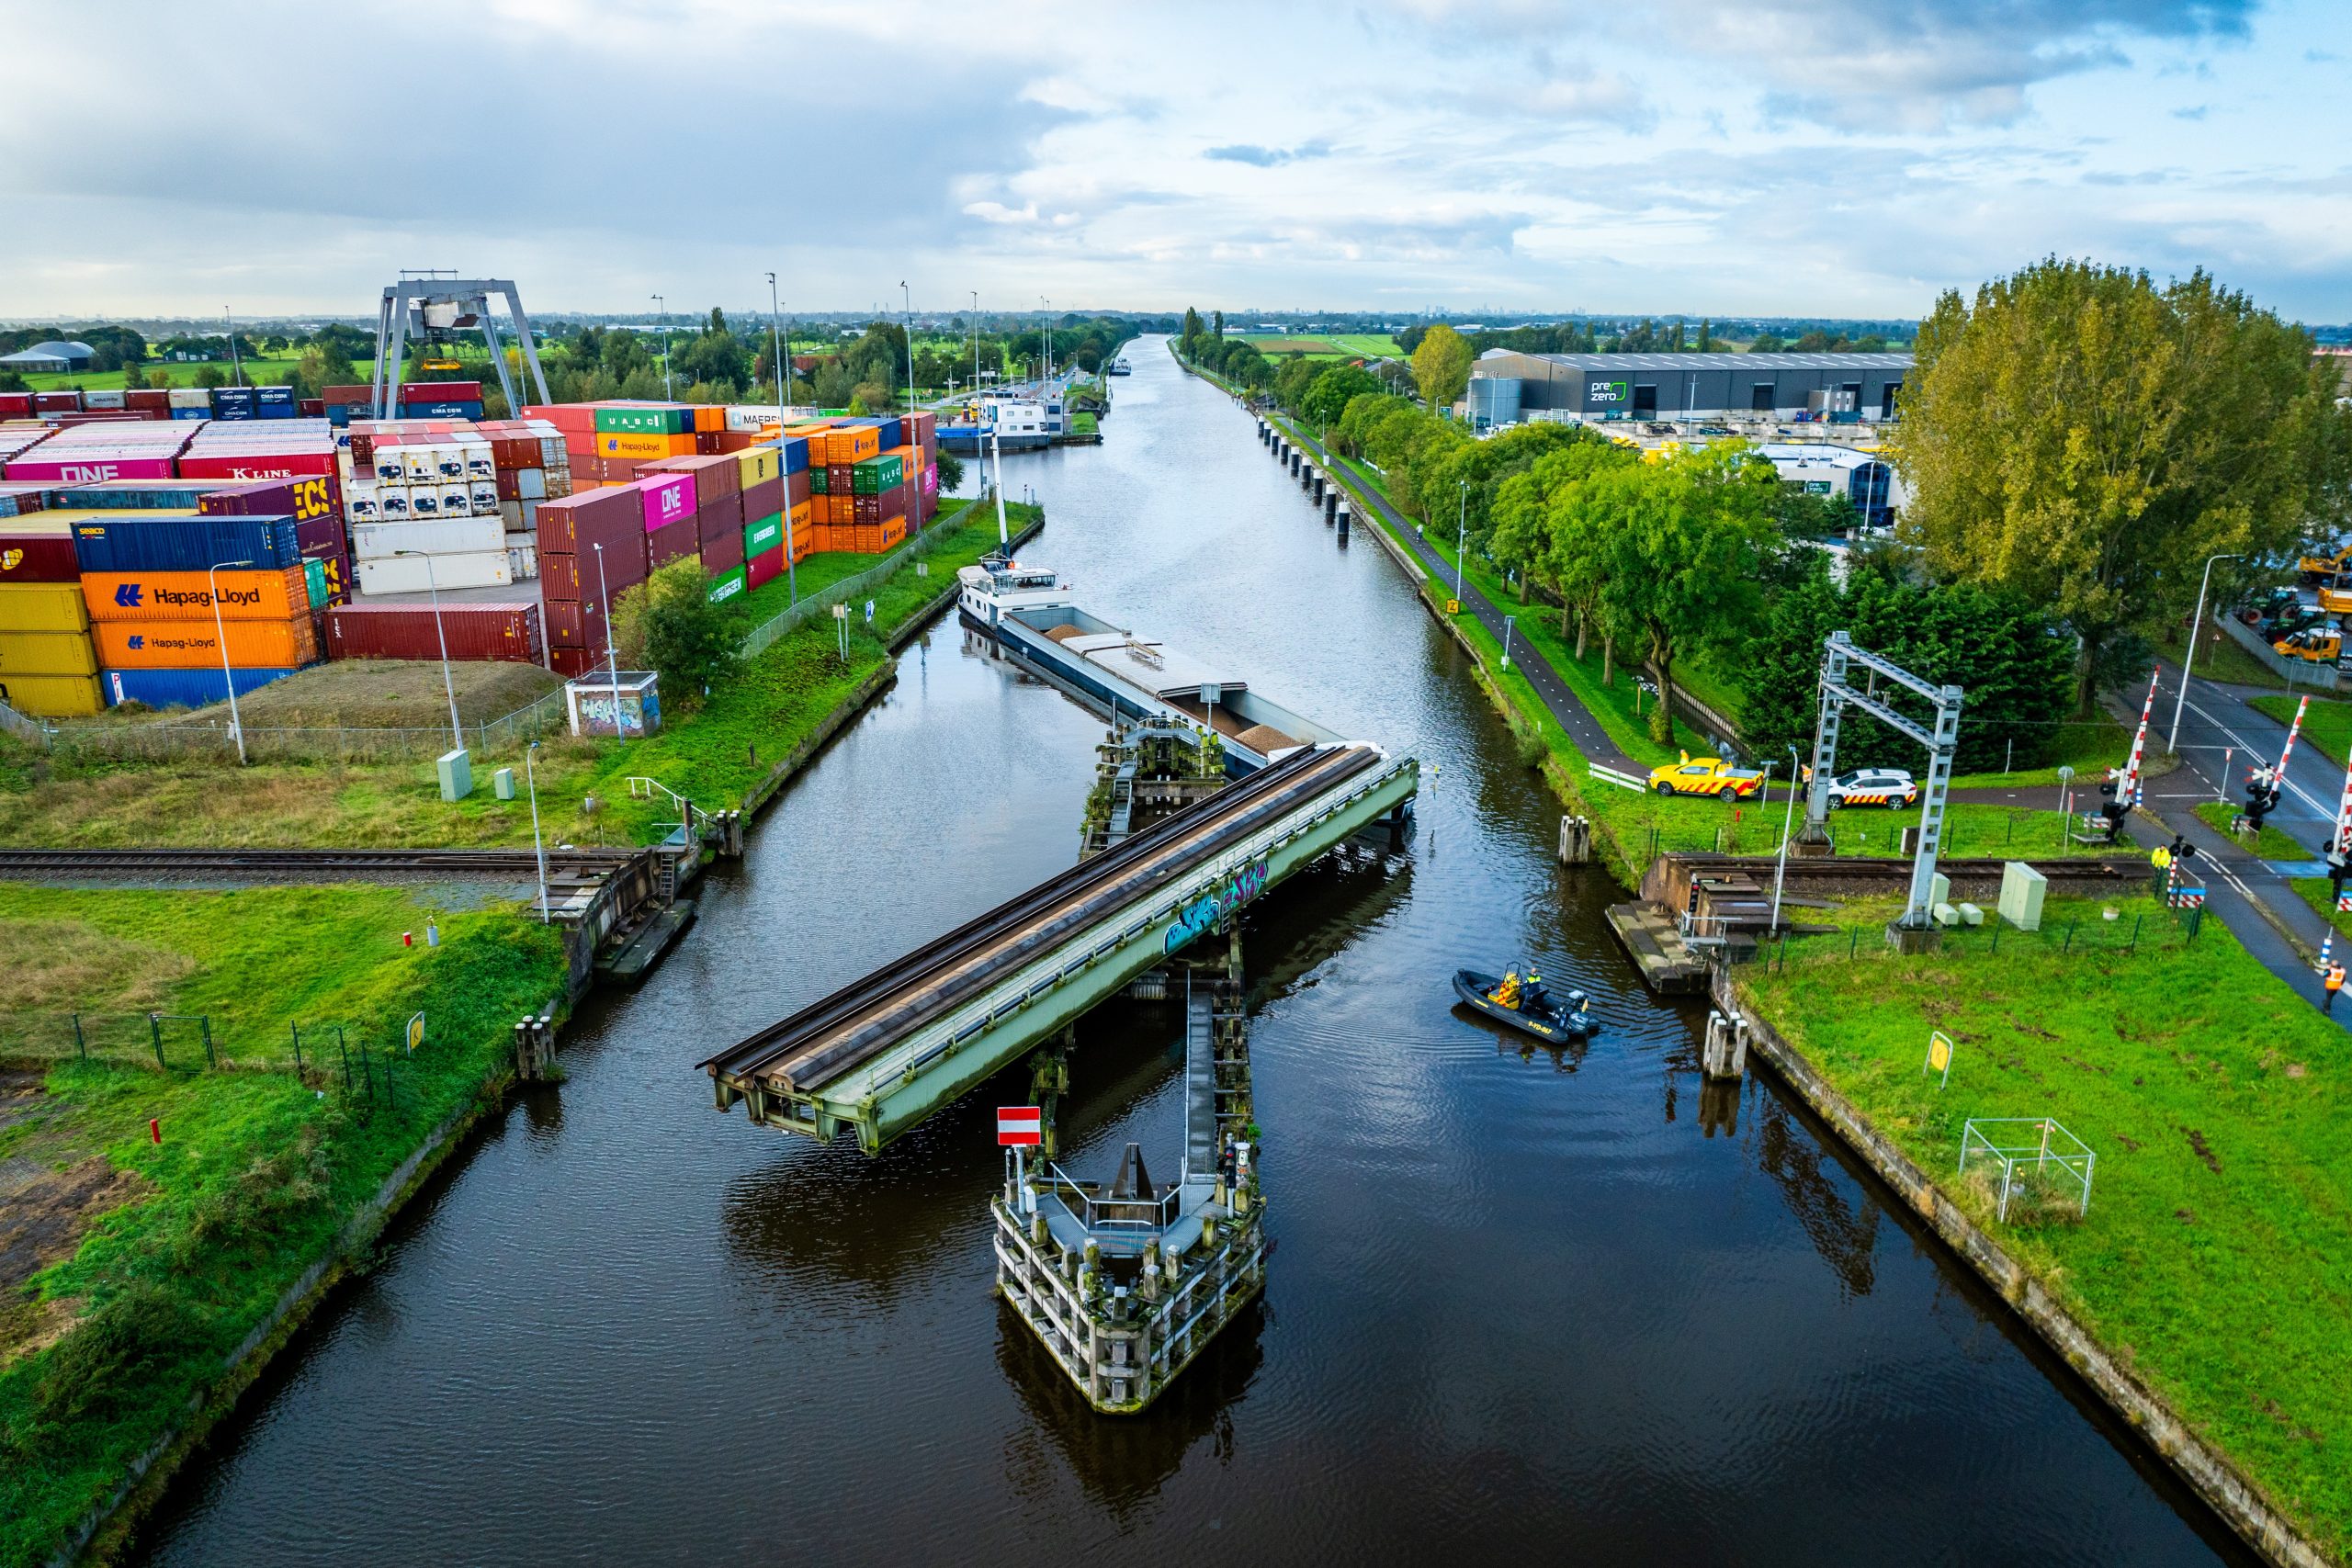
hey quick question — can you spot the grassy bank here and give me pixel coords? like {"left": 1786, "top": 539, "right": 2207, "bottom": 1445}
{"left": 2251, "top": 692, "right": 2352, "bottom": 761}
{"left": 1739, "top": 891, "right": 2351, "bottom": 1561}
{"left": 0, "top": 883, "right": 571, "bottom": 1568}
{"left": 0, "top": 507, "right": 1032, "bottom": 851}
{"left": 2191, "top": 799, "right": 2314, "bottom": 862}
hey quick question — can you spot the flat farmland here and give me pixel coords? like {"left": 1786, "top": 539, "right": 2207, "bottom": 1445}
{"left": 1238, "top": 333, "right": 1401, "bottom": 359}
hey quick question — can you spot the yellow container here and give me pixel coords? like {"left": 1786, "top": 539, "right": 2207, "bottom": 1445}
{"left": 0, "top": 581, "right": 94, "bottom": 634}
{"left": 0, "top": 629, "right": 98, "bottom": 677}
{"left": 596, "top": 431, "right": 696, "bottom": 461}
{"left": 737, "top": 443, "right": 782, "bottom": 489}
{"left": 0, "top": 672, "right": 103, "bottom": 716}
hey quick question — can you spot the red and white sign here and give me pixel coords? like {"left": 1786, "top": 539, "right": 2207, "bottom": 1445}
{"left": 997, "top": 1106, "right": 1042, "bottom": 1146}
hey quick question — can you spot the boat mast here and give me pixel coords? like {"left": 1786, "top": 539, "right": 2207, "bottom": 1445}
{"left": 992, "top": 425, "right": 1009, "bottom": 548}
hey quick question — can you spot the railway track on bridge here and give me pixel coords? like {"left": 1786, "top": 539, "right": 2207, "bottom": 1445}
{"left": 705, "top": 742, "right": 1386, "bottom": 1101}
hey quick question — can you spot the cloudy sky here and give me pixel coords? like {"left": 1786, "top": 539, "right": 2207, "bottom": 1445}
{"left": 1, "top": 0, "right": 2344, "bottom": 322}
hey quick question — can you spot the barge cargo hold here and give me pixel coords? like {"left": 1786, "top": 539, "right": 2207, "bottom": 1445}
{"left": 956, "top": 556, "right": 1341, "bottom": 773}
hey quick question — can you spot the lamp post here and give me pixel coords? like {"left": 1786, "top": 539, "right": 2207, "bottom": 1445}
{"left": 1500, "top": 615, "right": 1516, "bottom": 670}
{"left": 591, "top": 542, "right": 625, "bottom": 739}
{"left": 652, "top": 294, "right": 671, "bottom": 399}
{"left": 208, "top": 558, "right": 254, "bottom": 763}
{"left": 1039, "top": 297, "right": 1050, "bottom": 387}
{"left": 901, "top": 280, "right": 917, "bottom": 412}
{"left": 766, "top": 272, "right": 799, "bottom": 608}
{"left": 1453, "top": 479, "right": 1468, "bottom": 606}
{"left": 526, "top": 739, "right": 548, "bottom": 922}
{"left": 223, "top": 308, "right": 243, "bottom": 389}
{"left": 2168, "top": 551, "right": 2240, "bottom": 753}
{"left": 391, "top": 549, "right": 463, "bottom": 754}
{"left": 1770, "top": 743, "right": 1801, "bottom": 933}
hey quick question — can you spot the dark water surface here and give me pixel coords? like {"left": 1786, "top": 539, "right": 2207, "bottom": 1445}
{"left": 137, "top": 341, "right": 2245, "bottom": 1566}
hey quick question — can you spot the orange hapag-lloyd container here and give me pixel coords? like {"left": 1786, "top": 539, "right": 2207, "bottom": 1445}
{"left": 596, "top": 431, "right": 697, "bottom": 461}
{"left": 94, "top": 616, "right": 319, "bottom": 669}
{"left": 82, "top": 566, "right": 309, "bottom": 623}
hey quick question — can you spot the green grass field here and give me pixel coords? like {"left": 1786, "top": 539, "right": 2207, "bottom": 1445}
{"left": 1237, "top": 333, "right": 1398, "bottom": 361}
{"left": 2157, "top": 620, "right": 2287, "bottom": 690}
{"left": 2192, "top": 799, "right": 2315, "bottom": 861}
{"left": 2251, "top": 693, "right": 2352, "bottom": 763}
{"left": 17, "top": 353, "right": 306, "bottom": 393}
{"left": 1743, "top": 892, "right": 2352, "bottom": 1560}
{"left": 0, "top": 883, "right": 569, "bottom": 1568}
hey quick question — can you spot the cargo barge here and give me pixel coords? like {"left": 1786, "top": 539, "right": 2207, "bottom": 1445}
{"left": 956, "top": 554, "right": 1342, "bottom": 773}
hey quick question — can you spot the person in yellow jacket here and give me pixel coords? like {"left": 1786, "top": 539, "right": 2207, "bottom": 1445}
{"left": 1491, "top": 970, "right": 1521, "bottom": 1010}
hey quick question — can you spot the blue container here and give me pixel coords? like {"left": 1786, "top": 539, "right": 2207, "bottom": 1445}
{"left": 325, "top": 404, "right": 355, "bottom": 429}
{"left": 255, "top": 386, "right": 296, "bottom": 408}
{"left": 398, "top": 400, "right": 484, "bottom": 421}
{"left": 170, "top": 406, "right": 209, "bottom": 421}
{"left": 102, "top": 666, "right": 298, "bottom": 710}
{"left": 44, "top": 484, "right": 216, "bottom": 511}
{"left": 777, "top": 435, "right": 809, "bottom": 475}
{"left": 875, "top": 416, "right": 903, "bottom": 449}
{"left": 71, "top": 515, "right": 302, "bottom": 572}
{"left": 209, "top": 387, "right": 257, "bottom": 420}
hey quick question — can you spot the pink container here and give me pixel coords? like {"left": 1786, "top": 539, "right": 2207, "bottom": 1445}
{"left": 6, "top": 456, "right": 181, "bottom": 483}
{"left": 639, "top": 472, "right": 696, "bottom": 533}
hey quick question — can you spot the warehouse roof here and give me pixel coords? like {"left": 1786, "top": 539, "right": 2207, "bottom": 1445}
{"left": 1479, "top": 350, "right": 1913, "bottom": 372}
{"left": 0, "top": 350, "right": 69, "bottom": 369}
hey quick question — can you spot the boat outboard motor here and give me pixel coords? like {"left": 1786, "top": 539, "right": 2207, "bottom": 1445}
{"left": 1564, "top": 988, "right": 1594, "bottom": 1033}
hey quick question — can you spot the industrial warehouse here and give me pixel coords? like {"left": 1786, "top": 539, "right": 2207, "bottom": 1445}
{"left": 1467, "top": 349, "right": 1914, "bottom": 427}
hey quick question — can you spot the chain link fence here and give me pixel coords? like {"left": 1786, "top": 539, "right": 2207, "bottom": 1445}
{"left": 3, "top": 1011, "right": 430, "bottom": 1122}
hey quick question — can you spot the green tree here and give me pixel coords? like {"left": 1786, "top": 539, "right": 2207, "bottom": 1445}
{"left": 1489, "top": 437, "right": 1640, "bottom": 654}
{"left": 1181, "top": 307, "right": 1205, "bottom": 362}
{"left": 1592, "top": 444, "right": 1781, "bottom": 741}
{"left": 1409, "top": 324, "right": 1473, "bottom": 411}
{"left": 1696, "top": 319, "right": 1713, "bottom": 352}
{"left": 935, "top": 451, "right": 965, "bottom": 491}
{"left": 1749, "top": 333, "right": 1785, "bottom": 353}
{"left": 1741, "top": 564, "right": 2075, "bottom": 774}
{"left": 1885, "top": 257, "right": 2352, "bottom": 714}
{"left": 612, "top": 558, "right": 749, "bottom": 710}
{"left": 194, "top": 365, "right": 226, "bottom": 389}
{"left": 1396, "top": 323, "right": 1430, "bottom": 356}
{"left": 1301, "top": 363, "right": 1381, "bottom": 425}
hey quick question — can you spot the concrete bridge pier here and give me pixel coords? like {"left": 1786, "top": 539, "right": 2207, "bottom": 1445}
{"left": 1557, "top": 815, "right": 1594, "bottom": 864}
{"left": 1702, "top": 1007, "right": 1749, "bottom": 1080}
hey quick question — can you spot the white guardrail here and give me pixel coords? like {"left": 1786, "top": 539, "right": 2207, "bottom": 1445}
{"left": 1588, "top": 762, "right": 1648, "bottom": 793}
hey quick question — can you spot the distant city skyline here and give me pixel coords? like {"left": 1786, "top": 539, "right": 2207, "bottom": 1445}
{"left": 1, "top": 0, "right": 2342, "bottom": 322}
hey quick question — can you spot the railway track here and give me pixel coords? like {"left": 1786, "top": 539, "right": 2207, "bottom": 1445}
{"left": 703, "top": 743, "right": 1381, "bottom": 1095}
{"left": 0, "top": 846, "right": 648, "bottom": 885}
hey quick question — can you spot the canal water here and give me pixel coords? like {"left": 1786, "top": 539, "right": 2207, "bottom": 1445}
{"left": 137, "top": 341, "right": 2246, "bottom": 1565}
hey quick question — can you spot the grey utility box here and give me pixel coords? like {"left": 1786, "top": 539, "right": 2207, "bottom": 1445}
{"left": 438, "top": 748, "right": 473, "bottom": 803}
{"left": 1997, "top": 861, "right": 2047, "bottom": 931}
{"left": 493, "top": 766, "right": 516, "bottom": 801}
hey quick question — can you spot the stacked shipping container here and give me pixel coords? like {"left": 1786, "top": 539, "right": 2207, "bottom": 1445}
{"left": 73, "top": 515, "right": 319, "bottom": 708}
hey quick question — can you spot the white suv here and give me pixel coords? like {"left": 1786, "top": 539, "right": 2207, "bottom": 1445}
{"left": 1822, "top": 767, "right": 1918, "bottom": 809}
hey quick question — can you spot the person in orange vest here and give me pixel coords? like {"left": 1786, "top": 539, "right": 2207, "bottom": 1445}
{"left": 2327, "top": 962, "right": 2346, "bottom": 1015}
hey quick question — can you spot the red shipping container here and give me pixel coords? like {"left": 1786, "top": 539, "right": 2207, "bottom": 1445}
{"left": 540, "top": 551, "right": 582, "bottom": 602}
{"left": 0, "top": 529, "right": 80, "bottom": 582}
{"left": 549, "top": 644, "right": 602, "bottom": 678}
{"left": 33, "top": 391, "right": 82, "bottom": 413}
{"left": 123, "top": 389, "right": 173, "bottom": 414}
{"left": 741, "top": 475, "right": 782, "bottom": 521}
{"left": 199, "top": 474, "right": 339, "bottom": 524}
{"left": 0, "top": 393, "right": 34, "bottom": 419}
{"left": 696, "top": 490, "right": 744, "bottom": 549}
{"left": 536, "top": 487, "right": 639, "bottom": 556}
{"left": 542, "top": 594, "right": 609, "bottom": 650}
{"left": 703, "top": 516, "right": 746, "bottom": 572}
{"left": 647, "top": 517, "right": 696, "bottom": 570}
{"left": 399, "top": 381, "right": 481, "bottom": 403}
{"left": 746, "top": 545, "right": 785, "bottom": 591}
{"left": 322, "top": 600, "right": 543, "bottom": 663}
{"left": 176, "top": 451, "right": 338, "bottom": 480}
{"left": 785, "top": 469, "right": 812, "bottom": 510}
{"left": 645, "top": 451, "right": 740, "bottom": 499}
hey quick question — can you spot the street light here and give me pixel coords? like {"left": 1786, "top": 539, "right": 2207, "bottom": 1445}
{"left": 223, "top": 308, "right": 243, "bottom": 389}
{"left": 900, "top": 280, "right": 917, "bottom": 415}
{"left": 591, "top": 542, "right": 625, "bottom": 741}
{"left": 208, "top": 558, "right": 254, "bottom": 764}
{"left": 2167, "top": 551, "right": 2241, "bottom": 753}
{"left": 1500, "top": 615, "right": 1516, "bottom": 670}
{"left": 526, "top": 739, "right": 548, "bottom": 922}
{"left": 390, "top": 549, "right": 464, "bottom": 755}
{"left": 652, "top": 294, "right": 671, "bottom": 399}
{"left": 1454, "top": 479, "right": 1468, "bottom": 605}
{"left": 766, "top": 272, "right": 799, "bottom": 608}
{"left": 1770, "top": 743, "right": 1802, "bottom": 933}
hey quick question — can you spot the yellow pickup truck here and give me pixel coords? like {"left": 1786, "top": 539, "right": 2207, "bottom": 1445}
{"left": 1646, "top": 752, "right": 1765, "bottom": 801}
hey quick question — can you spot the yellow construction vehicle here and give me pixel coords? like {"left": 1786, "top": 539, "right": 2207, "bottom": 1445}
{"left": 2300, "top": 543, "right": 2352, "bottom": 580}
{"left": 2274, "top": 626, "right": 2342, "bottom": 663}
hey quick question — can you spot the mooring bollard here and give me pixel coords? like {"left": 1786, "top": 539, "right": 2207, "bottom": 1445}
{"left": 1557, "top": 815, "right": 1593, "bottom": 864}
{"left": 1702, "top": 1009, "right": 1748, "bottom": 1080}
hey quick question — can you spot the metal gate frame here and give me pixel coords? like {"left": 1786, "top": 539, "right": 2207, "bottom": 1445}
{"left": 1800, "top": 630, "right": 1964, "bottom": 930}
